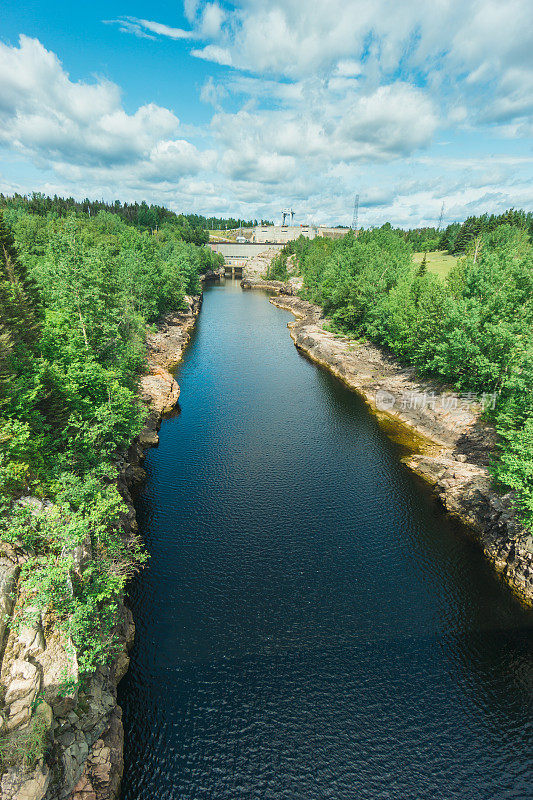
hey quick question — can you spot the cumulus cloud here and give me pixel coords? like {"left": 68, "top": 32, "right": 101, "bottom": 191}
{"left": 0, "top": 35, "right": 208, "bottom": 183}
{"left": 210, "top": 81, "right": 437, "bottom": 171}
{"left": 179, "top": 0, "right": 533, "bottom": 132}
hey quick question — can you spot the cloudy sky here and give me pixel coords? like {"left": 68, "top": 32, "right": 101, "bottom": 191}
{"left": 1, "top": 0, "right": 532, "bottom": 226}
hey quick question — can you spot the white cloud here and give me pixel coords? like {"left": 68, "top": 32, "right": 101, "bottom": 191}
{"left": 0, "top": 35, "right": 209, "bottom": 185}
{"left": 133, "top": 18, "right": 194, "bottom": 40}
{"left": 335, "top": 60, "right": 363, "bottom": 78}
{"left": 210, "top": 81, "right": 437, "bottom": 172}
{"left": 199, "top": 76, "right": 228, "bottom": 107}
{"left": 338, "top": 84, "right": 438, "bottom": 158}
{"left": 104, "top": 19, "right": 156, "bottom": 40}
{"left": 200, "top": 3, "right": 225, "bottom": 38}
{"left": 2, "top": 0, "right": 533, "bottom": 226}
{"left": 180, "top": 0, "right": 533, "bottom": 133}
{"left": 106, "top": 17, "right": 195, "bottom": 41}
{"left": 190, "top": 44, "right": 232, "bottom": 66}
{"left": 184, "top": 0, "right": 201, "bottom": 24}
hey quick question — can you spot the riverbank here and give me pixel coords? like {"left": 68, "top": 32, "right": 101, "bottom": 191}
{"left": 0, "top": 296, "right": 202, "bottom": 800}
{"left": 69, "top": 294, "right": 202, "bottom": 800}
{"left": 243, "top": 280, "right": 533, "bottom": 608}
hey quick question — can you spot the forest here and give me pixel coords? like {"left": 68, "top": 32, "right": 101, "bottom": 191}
{"left": 389, "top": 208, "right": 533, "bottom": 253}
{"left": 273, "top": 213, "right": 533, "bottom": 533}
{"left": 0, "top": 202, "right": 222, "bottom": 674}
{"left": 0, "top": 193, "right": 274, "bottom": 245}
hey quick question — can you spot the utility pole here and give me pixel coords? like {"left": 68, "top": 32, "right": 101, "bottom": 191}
{"left": 351, "top": 194, "right": 360, "bottom": 234}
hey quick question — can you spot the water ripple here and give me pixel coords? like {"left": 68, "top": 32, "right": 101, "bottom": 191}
{"left": 120, "top": 283, "right": 533, "bottom": 800}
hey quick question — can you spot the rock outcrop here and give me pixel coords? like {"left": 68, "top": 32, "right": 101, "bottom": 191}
{"left": 259, "top": 287, "right": 533, "bottom": 607}
{"left": 0, "top": 295, "right": 202, "bottom": 800}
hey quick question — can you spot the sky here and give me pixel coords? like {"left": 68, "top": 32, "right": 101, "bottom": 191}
{"left": 0, "top": 0, "right": 532, "bottom": 227}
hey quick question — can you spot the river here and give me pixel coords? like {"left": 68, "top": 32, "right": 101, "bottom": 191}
{"left": 119, "top": 280, "right": 532, "bottom": 800}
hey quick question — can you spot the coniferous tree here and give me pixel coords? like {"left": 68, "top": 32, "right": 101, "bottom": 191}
{"left": 417, "top": 251, "right": 428, "bottom": 276}
{"left": 0, "top": 211, "right": 41, "bottom": 350}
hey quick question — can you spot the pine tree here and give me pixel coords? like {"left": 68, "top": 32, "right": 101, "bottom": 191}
{"left": 0, "top": 211, "right": 41, "bottom": 350}
{"left": 0, "top": 319, "right": 14, "bottom": 403}
{"left": 417, "top": 251, "right": 428, "bottom": 276}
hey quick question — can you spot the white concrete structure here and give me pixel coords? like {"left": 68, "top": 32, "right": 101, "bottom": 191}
{"left": 209, "top": 242, "right": 284, "bottom": 260}
{"left": 252, "top": 225, "right": 348, "bottom": 244}
{"left": 253, "top": 225, "right": 317, "bottom": 243}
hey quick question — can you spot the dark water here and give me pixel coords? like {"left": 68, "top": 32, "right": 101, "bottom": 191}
{"left": 119, "top": 281, "right": 533, "bottom": 800}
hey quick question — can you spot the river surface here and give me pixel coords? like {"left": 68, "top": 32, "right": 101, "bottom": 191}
{"left": 119, "top": 281, "right": 533, "bottom": 800}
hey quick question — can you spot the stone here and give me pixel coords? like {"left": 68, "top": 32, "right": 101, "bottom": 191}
{"left": 113, "top": 651, "right": 129, "bottom": 685}
{"left": 138, "top": 430, "right": 159, "bottom": 447}
{"left": 6, "top": 660, "right": 40, "bottom": 729}
{"left": 0, "top": 761, "right": 50, "bottom": 800}
{"left": 71, "top": 774, "right": 97, "bottom": 800}
{"left": 72, "top": 534, "right": 93, "bottom": 578}
{"left": 0, "top": 564, "right": 19, "bottom": 651}
{"left": 17, "top": 616, "right": 46, "bottom": 659}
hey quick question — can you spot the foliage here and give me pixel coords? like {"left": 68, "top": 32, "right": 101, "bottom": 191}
{"left": 0, "top": 192, "right": 274, "bottom": 242}
{"left": 266, "top": 252, "right": 289, "bottom": 280}
{"left": 390, "top": 225, "right": 442, "bottom": 252}
{"left": 439, "top": 208, "right": 533, "bottom": 254}
{"left": 0, "top": 192, "right": 210, "bottom": 244}
{"left": 0, "top": 204, "right": 219, "bottom": 673}
{"left": 289, "top": 219, "right": 533, "bottom": 532}
{"left": 0, "top": 711, "right": 49, "bottom": 771}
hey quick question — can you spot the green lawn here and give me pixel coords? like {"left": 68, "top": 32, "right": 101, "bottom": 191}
{"left": 413, "top": 250, "right": 458, "bottom": 279}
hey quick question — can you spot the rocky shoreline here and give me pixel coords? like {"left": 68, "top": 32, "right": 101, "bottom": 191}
{"left": 243, "top": 280, "right": 533, "bottom": 608}
{"left": 0, "top": 295, "right": 202, "bottom": 800}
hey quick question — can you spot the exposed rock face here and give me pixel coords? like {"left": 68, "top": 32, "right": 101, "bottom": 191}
{"left": 70, "top": 708, "right": 123, "bottom": 800}
{"left": 139, "top": 295, "right": 202, "bottom": 417}
{"left": 0, "top": 294, "right": 202, "bottom": 800}
{"left": 262, "top": 288, "right": 533, "bottom": 608}
{"left": 241, "top": 277, "right": 303, "bottom": 296}
{"left": 200, "top": 269, "right": 222, "bottom": 283}
{"left": 241, "top": 248, "right": 281, "bottom": 281}
{"left": 0, "top": 563, "right": 19, "bottom": 656}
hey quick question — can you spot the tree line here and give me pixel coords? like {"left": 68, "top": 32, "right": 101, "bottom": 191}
{"left": 439, "top": 208, "right": 533, "bottom": 254}
{"left": 371, "top": 208, "right": 533, "bottom": 255}
{"left": 0, "top": 193, "right": 272, "bottom": 245}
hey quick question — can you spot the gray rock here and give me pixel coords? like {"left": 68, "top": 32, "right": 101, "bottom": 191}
{"left": 0, "top": 563, "right": 20, "bottom": 651}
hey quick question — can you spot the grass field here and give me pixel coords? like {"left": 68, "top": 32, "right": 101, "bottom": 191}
{"left": 209, "top": 230, "right": 236, "bottom": 241}
{"left": 412, "top": 250, "right": 458, "bottom": 279}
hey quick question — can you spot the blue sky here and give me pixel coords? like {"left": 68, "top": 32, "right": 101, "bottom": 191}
{"left": 1, "top": 0, "right": 532, "bottom": 226}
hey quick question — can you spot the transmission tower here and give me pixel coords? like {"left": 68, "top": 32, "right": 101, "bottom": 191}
{"left": 281, "top": 208, "right": 295, "bottom": 226}
{"left": 351, "top": 194, "right": 360, "bottom": 233}
{"left": 437, "top": 201, "right": 445, "bottom": 231}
